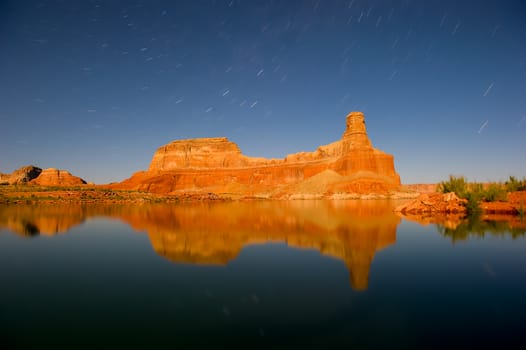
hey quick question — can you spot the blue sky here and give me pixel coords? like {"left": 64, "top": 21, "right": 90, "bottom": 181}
{"left": 1, "top": 0, "right": 525, "bottom": 184}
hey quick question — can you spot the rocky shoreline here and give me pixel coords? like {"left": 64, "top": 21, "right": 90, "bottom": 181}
{"left": 395, "top": 191, "right": 526, "bottom": 216}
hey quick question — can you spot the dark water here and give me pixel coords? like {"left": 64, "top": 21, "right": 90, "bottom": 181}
{"left": 1, "top": 201, "right": 525, "bottom": 349}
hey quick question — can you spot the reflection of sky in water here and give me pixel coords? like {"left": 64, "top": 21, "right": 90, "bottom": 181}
{"left": 1, "top": 202, "right": 526, "bottom": 348}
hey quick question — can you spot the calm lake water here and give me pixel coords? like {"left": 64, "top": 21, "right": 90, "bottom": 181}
{"left": 1, "top": 201, "right": 525, "bottom": 349}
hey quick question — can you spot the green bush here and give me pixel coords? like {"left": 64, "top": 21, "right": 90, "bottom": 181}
{"left": 482, "top": 183, "right": 507, "bottom": 202}
{"left": 469, "top": 183, "right": 484, "bottom": 199}
{"left": 505, "top": 176, "right": 526, "bottom": 192}
{"left": 437, "top": 175, "right": 469, "bottom": 198}
{"left": 464, "top": 192, "right": 482, "bottom": 215}
{"left": 440, "top": 175, "right": 514, "bottom": 203}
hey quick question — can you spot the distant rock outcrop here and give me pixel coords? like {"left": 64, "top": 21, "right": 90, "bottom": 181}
{"left": 401, "top": 183, "right": 437, "bottom": 194}
{"left": 30, "top": 168, "right": 86, "bottom": 186}
{"left": 1, "top": 165, "right": 86, "bottom": 186}
{"left": 3, "top": 165, "right": 42, "bottom": 184}
{"left": 0, "top": 172, "right": 9, "bottom": 184}
{"left": 114, "top": 112, "right": 401, "bottom": 197}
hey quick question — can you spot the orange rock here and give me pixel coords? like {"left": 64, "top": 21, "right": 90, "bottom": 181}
{"left": 0, "top": 172, "right": 10, "bottom": 184}
{"left": 508, "top": 191, "right": 526, "bottom": 206}
{"left": 4, "top": 165, "right": 42, "bottom": 184}
{"left": 480, "top": 201, "right": 518, "bottom": 214}
{"left": 30, "top": 168, "right": 86, "bottom": 186}
{"left": 114, "top": 112, "right": 401, "bottom": 197}
{"left": 394, "top": 192, "right": 467, "bottom": 214}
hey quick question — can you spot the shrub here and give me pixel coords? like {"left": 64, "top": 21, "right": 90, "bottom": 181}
{"left": 437, "top": 175, "right": 512, "bottom": 214}
{"left": 437, "top": 175, "right": 469, "bottom": 198}
{"left": 464, "top": 191, "right": 482, "bottom": 215}
{"left": 482, "top": 183, "right": 507, "bottom": 202}
{"left": 469, "top": 183, "right": 484, "bottom": 199}
{"left": 505, "top": 176, "right": 526, "bottom": 192}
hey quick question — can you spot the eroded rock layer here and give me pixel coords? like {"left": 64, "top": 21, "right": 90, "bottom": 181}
{"left": 115, "top": 112, "right": 400, "bottom": 197}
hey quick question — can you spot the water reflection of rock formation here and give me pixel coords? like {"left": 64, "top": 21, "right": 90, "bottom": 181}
{"left": 120, "top": 201, "right": 400, "bottom": 290}
{"left": 0, "top": 205, "right": 87, "bottom": 236}
{"left": 0, "top": 201, "right": 400, "bottom": 291}
{"left": 0, "top": 205, "right": 126, "bottom": 236}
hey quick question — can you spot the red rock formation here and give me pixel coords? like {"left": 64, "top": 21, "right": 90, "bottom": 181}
{"left": 115, "top": 112, "right": 401, "bottom": 197}
{"left": 394, "top": 192, "right": 467, "bottom": 214}
{"left": 1, "top": 165, "right": 85, "bottom": 187}
{"left": 0, "top": 172, "right": 9, "bottom": 184}
{"left": 30, "top": 168, "right": 86, "bottom": 186}
{"left": 3, "top": 165, "right": 42, "bottom": 184}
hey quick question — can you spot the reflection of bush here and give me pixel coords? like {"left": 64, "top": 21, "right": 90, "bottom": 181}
{"left": 437, "top": 216, "right": 526, "bottom": 242}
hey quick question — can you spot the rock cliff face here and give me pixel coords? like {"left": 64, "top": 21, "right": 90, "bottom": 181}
{"left": 30, "top": 168, "right": 86, "bottom": 186}
{"left": 115, "top": 112, "right": 400, "bottom": 197}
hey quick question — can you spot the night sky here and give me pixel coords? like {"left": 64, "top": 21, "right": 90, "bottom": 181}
{"left": 1, "top": 0, "right": 525, "bottom": 184}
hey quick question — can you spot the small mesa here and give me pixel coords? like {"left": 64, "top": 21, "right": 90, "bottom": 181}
{"left": 30, "top": 168, "right": 86, "bottom": 186}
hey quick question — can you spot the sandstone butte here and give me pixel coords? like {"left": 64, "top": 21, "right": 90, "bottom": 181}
{"left": 113, "top": 111, "right": 401, "bottom": 198}
{"left": 0, "top": 165, "right": 86, "bottom": 186}
{"left": 29, "top": 168, "right": 86, "bottom": 186}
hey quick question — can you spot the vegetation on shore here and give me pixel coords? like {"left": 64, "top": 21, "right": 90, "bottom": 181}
{"left": 437, "top": 175, "right": 526, "bottom": 215}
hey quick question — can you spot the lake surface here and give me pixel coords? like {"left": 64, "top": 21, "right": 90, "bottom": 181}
{"left": 1, "top": 201, "right": 525, "bottom": 349}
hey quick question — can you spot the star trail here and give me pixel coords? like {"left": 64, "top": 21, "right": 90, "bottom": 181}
{"left": 1, "top": 0, "right": 525, "bottom": 183}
